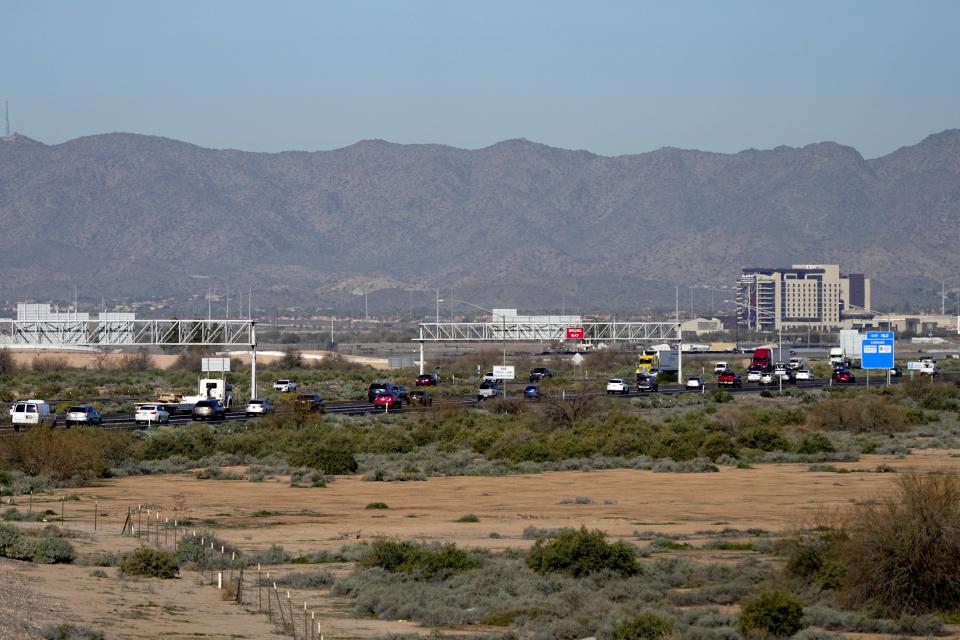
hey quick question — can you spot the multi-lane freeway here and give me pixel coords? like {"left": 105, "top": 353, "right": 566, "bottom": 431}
{"left": 0, "top": 373, "right": 922, "bottom": 437}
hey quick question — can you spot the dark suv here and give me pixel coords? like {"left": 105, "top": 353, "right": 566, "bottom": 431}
{"left": 367, "top": 383, "right": 396, "bottom": 403}
{"left": 295, "top": 394, "right": 326, "bottom": 413}
{"left": 529, "top": 367, "right": 553, "bottom": 382}
{"left": 192, "top": 399, "right": 226, "bottom": 421}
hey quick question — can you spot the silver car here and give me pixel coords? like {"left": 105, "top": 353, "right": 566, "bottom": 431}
{"left": 66, "top": 405, "right": 103, "bottom": 427}
{"left": 245, "top": 399, "right": 272, "bottom": 417}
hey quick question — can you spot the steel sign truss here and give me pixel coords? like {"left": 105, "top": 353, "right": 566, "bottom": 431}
{"left": 4, "top": 319, "right": 256, "bottom": 347}
{"left": 417, "top": 321, "right": 680, "bottom": 343}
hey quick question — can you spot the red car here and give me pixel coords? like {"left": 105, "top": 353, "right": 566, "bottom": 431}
{"left": 373, "top": 392, "right": 403, "bottom": 410}
{"left": 717, "top": 370, "right": 742, "bottom": 388}
{"left": 833, "top": 370, "right": 855, "bottom": 384}
{"left": 415, "top": 374, "right": 439, "bottom": 386}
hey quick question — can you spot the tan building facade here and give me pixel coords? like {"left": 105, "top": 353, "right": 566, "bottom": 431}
{"left": 737, "top": 264, "right": 871, "bottom": 332}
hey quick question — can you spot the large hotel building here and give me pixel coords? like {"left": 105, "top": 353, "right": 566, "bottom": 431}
{"left": 737, "top": 264, "right": 871, "bottom": 332}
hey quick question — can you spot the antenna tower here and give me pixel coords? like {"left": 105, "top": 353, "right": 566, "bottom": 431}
{"left": 4, "top": 101, "right": 9, "bottom": 136}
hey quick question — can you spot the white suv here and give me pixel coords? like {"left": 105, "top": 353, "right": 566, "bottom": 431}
{"left": 606, "top": 378, "right": 630, "bottom": 394}
{"left": 273, "top": 379, "right": 298, "bottom": 392}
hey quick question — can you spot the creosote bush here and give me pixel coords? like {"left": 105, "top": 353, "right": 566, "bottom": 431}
{"left": 0, "top": 523, "right": 75, "bottom": 564}
{"left": 839, "top": 471, "right": 960, "bottom": 615}
{"left": 359, "top": 539, "right": 481, "bottom": 580}
{"left": 526, "top": 526, "right": 640, "bottom": 578}
{"left": 606, "top": 612, "right": 675, "bottom": 640}
{"left": 786, "top": 533, "right": 845, "bottom": 590}
{"left": 737, "top": 588, "right": 805, "bottom": 638}
{"left": 119, "top": 546, "right": 179, "bottom": 579}
{"left": 795, "top": 433, "right": 836, "bottom": 455}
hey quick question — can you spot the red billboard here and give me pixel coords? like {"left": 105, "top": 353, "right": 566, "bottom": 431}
{"left": 565, "top": 326, "right": 585, "bottom": 340}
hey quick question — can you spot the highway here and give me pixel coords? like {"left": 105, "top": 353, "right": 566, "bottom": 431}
{"left": 0, "top": 374, "right": 918, "bottom": 437}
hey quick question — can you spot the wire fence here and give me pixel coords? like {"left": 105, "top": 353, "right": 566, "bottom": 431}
{"left": 121, "top": 503, "right": 328, "bottom": 639}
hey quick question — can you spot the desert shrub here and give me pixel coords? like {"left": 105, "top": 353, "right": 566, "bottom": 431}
{"left": 737, "top": 427, "right": 790, "bottom": 452}
{"left": 273, "top": 570, "right": 334, "bottom": 588}
{"left": 1, "top": 525, "right": 75, "bottom": 564}
{"left": 538, "top": 390, "right": 601, "bottom": 429}
{"left": 288, "top": 444, "right": 358, "bottom": 475}
{"left": 39, "top": 624, "right": 105, "bottom": 640}
{"left": 366, "top": 502, "right": 389, "bottom": 510}
{"left": 244, "top": 544, "right": 292, "bottom": 566}
{"left": 176, "top": 530, "right": 238, "bottom": 569}
{"left": 650, "top": 428, "right": 705, "bottom": 461}
{"left": 807, "top": 396, "right": 908, "bottom": 434}
{"left": 795, "top": 433, "right": 836, "bottom": 455}
{"left": 699, "top": 433, "right": 739, "bottom": 461}
{"left": 606, "top": 612, "right": 675, "bottom": 640}
{"left": 14, "top": 536, "right": 76, "bottom": 564}
{"left": 456, "top": 513, "right": 480, "bottom": 522}
{"left": 2, "top": 507, "right": 53, "bottom": 522}
{"left": 899, "top": 380, "right": 960, "bottom": 411}
{"left": 526, "top": 526, "right": 640, "bottom": 578}
{"left": 195, "top": 467, "right": 243, "bottom": 480}
{"left": 0, "top": 522, "right": 24, "bottom": 555}
{"left": 120, "top": 546, "right": 179, "bottom": 578}
{"left": 359, "top": 539, "right": 481, "bottom": 580}
{"left": 737, "top": 588, "right": 805, "bottom": 638}
{"left": 786, "top": 534, "right": 845, "bottom": 590}
{"left": 0, "top": 428, "right": 111, "bottom": 480}
{"left": 839, "top": 471, "right": 960, "bottom": 615}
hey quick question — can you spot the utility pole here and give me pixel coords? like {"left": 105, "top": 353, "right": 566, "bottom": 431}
{"left": 676, "top": 285, "right": 683, "bottom": 383}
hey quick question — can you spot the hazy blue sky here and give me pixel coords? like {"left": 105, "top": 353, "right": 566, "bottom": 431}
{"left": 4, "top": 1, "right": 958, "bottom": 157}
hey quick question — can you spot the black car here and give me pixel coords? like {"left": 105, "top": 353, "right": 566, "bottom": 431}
{"left": 192, "top": 399, "right": 227, "bottom": 421}
{"left": 529, "top": 367, "right": 553, "bottom": 382}
{"left": 395, "top": 386, "right": 410, "bottom": 403}
{"left": 637, "top": 375, "right": 659, "bottom": 392}
{"left": 367, "top": 382, "right": 396, "bottom": 403}
{"left": 890, "top": 366, "right": 903, "bottom": 378}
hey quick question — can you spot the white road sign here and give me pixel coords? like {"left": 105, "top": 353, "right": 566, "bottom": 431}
{"left": 492, "top": 365, "right": 515, "bottom": 380}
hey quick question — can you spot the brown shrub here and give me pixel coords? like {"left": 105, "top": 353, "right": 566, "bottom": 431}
{"left": 1, "top": 428, "right": 108, "bottom": 481}
{"left": 806, "top": 395, "right": 908, "bottom": 434}
{"left": 538, "top": 383, "right": 600, "bottom": 430}
{"left": 839, "top": 472, "right": 960, "bottom": 615}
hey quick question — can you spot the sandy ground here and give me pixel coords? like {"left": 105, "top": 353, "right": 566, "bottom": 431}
{"left": 3, "top": 449, "right": 958, "bottom": 639}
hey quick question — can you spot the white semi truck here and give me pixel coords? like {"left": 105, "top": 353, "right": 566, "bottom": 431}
{"left": 158, "top": 378, "right": 233, "bottom": 413}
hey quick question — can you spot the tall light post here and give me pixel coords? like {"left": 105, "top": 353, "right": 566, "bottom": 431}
{"left": 435, "top": 289, "right": 442, "bottom": 326}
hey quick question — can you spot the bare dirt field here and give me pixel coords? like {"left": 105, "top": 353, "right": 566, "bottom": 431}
{"left": 4, "top": 449, "right": 958, "bottom": 640}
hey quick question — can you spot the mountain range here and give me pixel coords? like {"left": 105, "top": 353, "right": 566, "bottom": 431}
{"left": 1, "top": 129, "right": 959, "bottom": 316}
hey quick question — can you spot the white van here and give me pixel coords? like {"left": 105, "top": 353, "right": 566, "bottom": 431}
{"left": 10, "top": 399, "right": 56, "bottom": 430}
